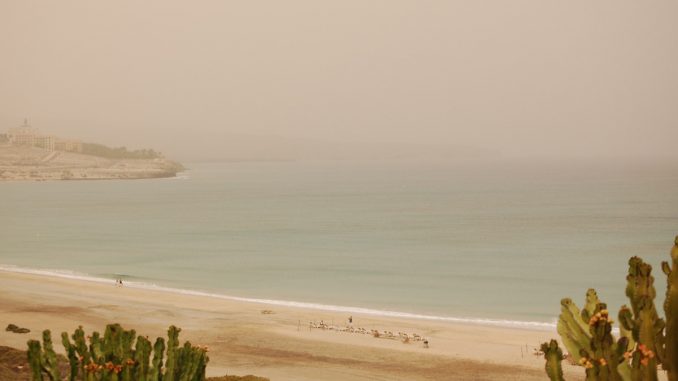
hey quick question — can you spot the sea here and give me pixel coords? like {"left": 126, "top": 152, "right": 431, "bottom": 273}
{"left": 1, "top": 160, "right": 677, "bottom": 329}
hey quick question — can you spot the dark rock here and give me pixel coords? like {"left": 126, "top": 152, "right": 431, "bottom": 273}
{"left": 5, "top": 324, "right": 29, "bottom": 334}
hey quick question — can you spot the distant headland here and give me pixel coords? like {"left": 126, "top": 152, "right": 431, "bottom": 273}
{"left": 0, "top": 119, "right": 183, "bottom": 181}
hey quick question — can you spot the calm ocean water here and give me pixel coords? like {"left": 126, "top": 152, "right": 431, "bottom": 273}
{"left": 1, "top": 160, "right": 677, "bottom": 327}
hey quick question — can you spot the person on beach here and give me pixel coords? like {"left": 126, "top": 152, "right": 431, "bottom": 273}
{"left": 348, "top": 316, "right": 353, "bottom": 324}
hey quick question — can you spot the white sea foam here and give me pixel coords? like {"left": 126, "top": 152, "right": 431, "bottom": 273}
{"left": 0, "top": 264, "right": 556, "bottom": 331}
{"left": 167, "top": 173, "right": 190, "bottom": 180}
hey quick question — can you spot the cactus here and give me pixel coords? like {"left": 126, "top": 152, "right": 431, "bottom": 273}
{"left": 544, "top": 235, "right": 678, "bottom": 381}
{"left": 542, "top": 340, "right": 566, "bottom": 381}
{"left": 26, "top": 324, "right": 209, "bottom": 381}
{"left": 662, "top": 236, "right": 678, "bottom": 381}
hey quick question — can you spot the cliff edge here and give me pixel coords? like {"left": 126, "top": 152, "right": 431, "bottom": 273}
{"left": 0, "top": 145, "right": 184, "bottom": 181}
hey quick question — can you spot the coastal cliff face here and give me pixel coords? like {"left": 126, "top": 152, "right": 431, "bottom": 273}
{"left": 0, "top": 145, "right": 183, "bottom": 181}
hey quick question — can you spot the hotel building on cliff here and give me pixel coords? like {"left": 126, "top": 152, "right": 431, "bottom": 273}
{"left": 5, "top": 119, "right": 82, "bottom": 153}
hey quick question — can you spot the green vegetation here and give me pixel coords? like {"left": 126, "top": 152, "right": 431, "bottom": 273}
{"left": 543, "top": 235, "right": 678, "bottom": 381}
{"left": 27, "top": 324, "right": 208, "bottom": 381}
{"left": 81, "top": 143, "right": 162, "bottom": 160}
{"left": 2, "top": 345, "right": 267, "bottom": 381}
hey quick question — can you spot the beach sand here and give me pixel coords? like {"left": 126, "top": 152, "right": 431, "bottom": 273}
{"left": 0, "top": 270, "right": 583, "bottom": 380}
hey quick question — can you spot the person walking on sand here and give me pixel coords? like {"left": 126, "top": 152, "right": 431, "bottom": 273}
{"left": 348, "top": 316, "right": 353, "bottom": 324}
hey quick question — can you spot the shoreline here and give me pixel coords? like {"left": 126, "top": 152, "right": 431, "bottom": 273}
{"left": 0, "top": 172, "right": 181, "bottom": 182}
{"left": 0, "top": 144, "right": 183, "bottom": 181}
{"left": 0, "top": 268, "right": 583, "bottom": 380}
{"left": 0, "top": 264, "right": 555, "bottom": 331}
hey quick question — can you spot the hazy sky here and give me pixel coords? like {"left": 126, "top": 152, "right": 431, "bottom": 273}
{"left": 1, "top": 1, "right": 676, "bottom": 161}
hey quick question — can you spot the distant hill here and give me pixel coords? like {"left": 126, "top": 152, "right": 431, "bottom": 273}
{"left": 81, "top": 142, "right": 163, "bottom": 160}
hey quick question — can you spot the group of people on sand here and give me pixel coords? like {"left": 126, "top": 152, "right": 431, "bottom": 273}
{"left": 115, "top": 278, "right": 124, "bottom": 287}
{"left": 309, "top": 316, "right": 429, "bottom": 348}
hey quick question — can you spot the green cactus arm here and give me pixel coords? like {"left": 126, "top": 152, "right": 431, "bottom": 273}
{"left": 120, "top": 328, "right": 136, "bottom": 381}
{"left": 134, "top": 336, "right": 152, "bottom": 381}
{"left": 72, "top": 325, "right": 91, "bottom": 376}
{"left": 91, "top": 331, "right": 104, "bottom": 363}
{"left": 662, "top": 236, "right": 678, "bottom": 380}
{"left": 617, "top": 307, "right": 636, "bottom": 348}
{"left": 541, "top": 340, "right": 566, "bottom": 381}
{"left": 582, "top": 289, "right": 601, "bottom": 323}
{"left": 586, "top": 304, "right": 625, "bottom": 381}
{"left": 558, "top": 297, "right": 593, "bottom": 362}
{"left": 625, "top": 255, "right": 662, "bottom": 380}
{"left": 62, "top": 332, "right": 79, "bottom": 381}
{"left": 27, "top": 340, "right": 44, "bottom": 381}
{"left": 194, "top": 349, "right": 209, "bottom": 381}
{"left": 165, "top": 325, "right": 181, "bottom": 381}
{"left": 178, "top": 343, "right": 194, "bottom": 381}
{"left": 200, "top": 348, "right": 209, "bottom": 381}
{"left": 41, "top": 330, "right": 61, "bottom": 381}
{"left": 149, "top": 337, "right": 165, "bottom": 381}
{"left": 616, "top": 361, "right": 632, "bottom": 381}
{"left": 176, "top": 343, "right": 209, "bottom": 381}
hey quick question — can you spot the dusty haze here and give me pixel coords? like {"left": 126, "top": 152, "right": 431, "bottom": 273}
{"left": 1, "top": 1, "right": 676, "bottom": 162}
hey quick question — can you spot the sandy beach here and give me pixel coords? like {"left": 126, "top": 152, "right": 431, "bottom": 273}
{"left": 0, "top": 270, "right": 583, "bottom": 380}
